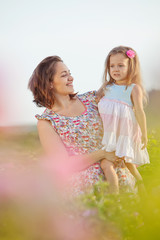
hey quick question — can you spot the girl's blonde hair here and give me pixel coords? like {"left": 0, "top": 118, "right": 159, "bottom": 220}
{"left": 103, "top": 46, "right": 147, "bottom": 104}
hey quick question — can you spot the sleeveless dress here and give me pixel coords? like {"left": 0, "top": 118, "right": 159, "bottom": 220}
{"left": 98, "top": 84, "right": 150, "bottom": 166}
{"left": 36, "top": 91, "right": 135, "bottom": 196}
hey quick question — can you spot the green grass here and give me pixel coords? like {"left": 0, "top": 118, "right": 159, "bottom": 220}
{"left": 75, "top": 126, "right": 160, "bottom": 240}
{"left": 0, "top": 124, "right": 160, "bottom": 239}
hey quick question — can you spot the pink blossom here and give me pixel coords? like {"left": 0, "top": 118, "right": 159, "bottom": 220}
{"left": 126, "top": 50, "right": 136, "bottom": 59}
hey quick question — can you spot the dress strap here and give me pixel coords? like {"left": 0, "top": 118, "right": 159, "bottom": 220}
{"left": 127, "top": 84, "right": 136, "bottom": 96}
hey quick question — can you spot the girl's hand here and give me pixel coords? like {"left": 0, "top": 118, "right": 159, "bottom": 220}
{"left": 103, "top": 151, "right": 118, "bottom": 162}
{"left": 102, "top": 150, "right": 126, "bottom": 168}
{"left": 141, "top": 135, "right": 148, "bottom": 150}
{"left": 114, "top": 159, "right": 126, "bottom": 168}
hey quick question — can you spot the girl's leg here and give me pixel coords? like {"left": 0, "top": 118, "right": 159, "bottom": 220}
{"left": 125, "top": 163, "right": 142, "bottom": 181}
{"left": 125, "top": 162, "right": 146, "bottom": 195}
{"left": 101, "top": 159, "right": 119, "bottom": 194}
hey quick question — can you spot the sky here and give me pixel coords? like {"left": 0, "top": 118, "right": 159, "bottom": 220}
{"left": 0, "top": 0, "right": 160, "bottom": 126}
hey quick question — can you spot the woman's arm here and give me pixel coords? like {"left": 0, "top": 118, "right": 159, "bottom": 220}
{"left": 37, "top": 120, "right": 117, "bottom": 172}
{"left": 131, "top": 85, "right": 148, "bottom": 149}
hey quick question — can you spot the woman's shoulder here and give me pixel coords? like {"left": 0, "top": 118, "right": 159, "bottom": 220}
{"left": 78, "top": 90, "right": 97, "bottom": 102}
{"left": 35, "top": 108, "right": 58, "bottom": 122}
{"left": 35, "top": 108, "right": 58, "bottom": 130}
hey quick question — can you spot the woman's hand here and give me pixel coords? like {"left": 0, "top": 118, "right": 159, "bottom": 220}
{"left": 102, "top": 151, "right": 126, "bottom": 168}
{"left": 103, "top": 151, "right": 118, "bottom": 162}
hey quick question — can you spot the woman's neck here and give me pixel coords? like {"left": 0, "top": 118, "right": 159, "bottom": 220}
{"left": 52, "top": 94, "right": 73, "bottom": 111}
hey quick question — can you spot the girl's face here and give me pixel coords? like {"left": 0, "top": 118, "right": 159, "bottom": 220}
{"left": 109, "top": 53, "right": 129, "bottom": 84}
{"left": 51, "top": 62, "right": 74, "bottom": 95}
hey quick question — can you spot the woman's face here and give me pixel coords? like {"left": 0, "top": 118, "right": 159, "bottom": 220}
{"left": 52, "top": 62, "right": 74, "bottom": 95}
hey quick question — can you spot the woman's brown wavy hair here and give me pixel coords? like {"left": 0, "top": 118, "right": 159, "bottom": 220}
{"left": 103, "top": 46, "right": 147, "bottom": 104}
{"left": 28, "top": 56, "right": 76, "bottom": 109}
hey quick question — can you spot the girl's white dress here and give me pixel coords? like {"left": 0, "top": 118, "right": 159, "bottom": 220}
{"left": 98, "top": 83, "right": 150, "bottom": 166}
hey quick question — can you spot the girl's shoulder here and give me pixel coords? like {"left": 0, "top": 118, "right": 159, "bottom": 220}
{"left": 106, "top": 83, "right": 136, "bottom": 92}
{"left": 131, "top": 84, "right": 143, "bottom": 96}
{"left": 128, "top": 83, "right": 137, "bottom": 91}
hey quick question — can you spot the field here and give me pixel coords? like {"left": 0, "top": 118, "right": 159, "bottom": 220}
{"left": 0, "top": 120, "right": 160, "bottom": 240}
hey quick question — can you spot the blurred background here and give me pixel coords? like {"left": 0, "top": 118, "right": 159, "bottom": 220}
{"left": 0, "top": 0, "right": 160, "bottom": 127}
{"left": 0, "top": 1, "right": 160, "bottom": 239}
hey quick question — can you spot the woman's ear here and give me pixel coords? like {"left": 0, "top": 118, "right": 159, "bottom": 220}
{"left": 50, "top": 83, "right": 53, "bottom": 89}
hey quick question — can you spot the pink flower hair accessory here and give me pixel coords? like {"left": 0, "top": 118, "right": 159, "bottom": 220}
{"left": 126, "top": 50, "right": 136, "bottom": 59}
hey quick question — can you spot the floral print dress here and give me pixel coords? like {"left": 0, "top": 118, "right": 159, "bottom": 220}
{"left": 36, "top": 91, "right": 135, "bottom": 196}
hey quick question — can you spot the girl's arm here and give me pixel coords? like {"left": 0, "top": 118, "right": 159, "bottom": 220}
{"left": 131, "top": 85, "right": 148, "bottom": 149}
{"left": 37, "top": 120, "right": 117, "bottom": 172}
{"left": 96, "top": 81, "right": 108, "bottom": 102}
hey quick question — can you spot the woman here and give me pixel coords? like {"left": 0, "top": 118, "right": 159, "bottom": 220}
{"left": 28, "top": 56, "right": 135, "bottom": 196}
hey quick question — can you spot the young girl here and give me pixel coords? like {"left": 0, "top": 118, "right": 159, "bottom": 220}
{"left": 98, "top": 46, "right": 150, "bottom": 194}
